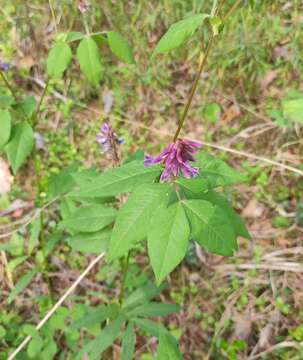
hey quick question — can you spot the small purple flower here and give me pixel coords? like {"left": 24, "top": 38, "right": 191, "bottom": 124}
{"left": 78, "top": 0, "right": 89, "bottom": 13}
{"left": 145, "top": 138, "right": 202, "bottom": 182}
{"left": 96, "top": 122, "right": 124, "bottom": 153}
{"left": 0, "top": 60, "right": 11, "bottom": 71}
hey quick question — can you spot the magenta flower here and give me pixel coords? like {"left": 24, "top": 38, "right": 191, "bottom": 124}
{"left": 96, "top": 123, "right": 124, "bottom": 153}
{"left": 78, "top": 0, "right": 89, "bottom": 13}
{"left": 144, "top": 138, "right": 202, "bottom": 182}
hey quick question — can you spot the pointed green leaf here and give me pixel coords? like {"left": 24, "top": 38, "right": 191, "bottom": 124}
{"left": 77, "top": 37, "right": 103, "bottom": 86}
{"left": 8, "top": 269, "right": 37, "bottom": 304}
{"left": 28, "top": 213, "right": 41, "bottom": 254}
{"left": 108, "top": 183, "right": 170, "bottom": 260}
{"left": 70, "top": 161, "right": 161, "bottom": 198}
{"left": 133, "top": 318, "right": 168, "bottom": 337}
{"left": 70, "top": 304, "right": 119, "bottom": 330}
{"left": 153, "top": 14, "right": 209, "bottom": 56}
{"left": 123, "top": 282, "right": 167, "bottom": 309}
{"left": 5, "top": 122, "right": 34, "bottom": 174}
{"left": 126, "top": 302, "right": 179, "bottom": 318}
{"left": 122, "top": 322, "right": 136, "bottom": 360}
{"left": 197, "top": 191, "right": 251, "bottom": 239}
{"left": 78, "top": 315, "right": 125, "bottom": 360}
{"left": 0, "top": 110, "right": 11, "bottom": 150}
{"left": 182, "top": 199, "right": 237, "bottom": 256}
{"left": 107, "top": 31, "right": 135, "bottom": 64}
{"left": 148, "top": 203, "right": 190, "bottom": 285}
{"left": 157, "top": 333, "right": 183, "bottom": 360}
{"left": 196, "top": 153, "right": 246, "bottom": 186}
{"left": 68, "top": 229, "right": 111, "bottom": 253}
{"left": 60, "top": 204, "right": 117, "bottom": 232}
{"left": 47, "top": 42, "right": 72, "bottom": 79}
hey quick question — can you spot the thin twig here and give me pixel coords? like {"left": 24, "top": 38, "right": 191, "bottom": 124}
{"left": 7, "top": 251, "right": 106, "bottom": 360}
{"left": 216, "top": 262, "right": 303, "bottom": 273}
{"left": 249, "top": 340, "right": 303, "bottom": 359}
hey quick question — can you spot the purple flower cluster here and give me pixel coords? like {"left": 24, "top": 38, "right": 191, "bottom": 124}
{"left": 96, "top": 123, "right": 124, "bottom": 153}
{"left": 78, "top": 0, "right": 89, "bottom": 13}
{"left": 144, "top": 138, "right": 202, "bottom": 182}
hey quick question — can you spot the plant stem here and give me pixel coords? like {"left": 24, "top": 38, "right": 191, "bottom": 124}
{"left": 48, "top": 0, "right": 58, "bottom": 33}
{"left": 172, "top": 33, "right": 215, "bottom": 142}
{"left": 119, "top": 251, "right": 131, "bottom": 306}
{"left": 36, "top": 78, "right": 50, "bottom": 120}
{"left": 172, "top": 0, "right": 242, "bottom": 142}
{"left": 0, "top": 70, "right": 19, "bottom": 104}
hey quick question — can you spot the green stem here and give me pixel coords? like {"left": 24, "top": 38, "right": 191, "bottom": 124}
{"left": 36, "top": 78, "right": 50, "bottom": 121}
{"left": 0, "top": 70, "right": 19, "bottom": 103}
{"left": 172, "top": 33, "right": 215, "bottom": 142}
{"left": 172, "top": 0, "right": 241, "bottom": 142}
{"left": 119, "top": 251, "right": 131, "bottom": 306}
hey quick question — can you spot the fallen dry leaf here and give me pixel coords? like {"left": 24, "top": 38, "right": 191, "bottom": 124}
{"left": 221, "top": 103, "right": 241, "bottom": 123}
{"left": 242, "top": 198, "right": 265, "bottom": 219}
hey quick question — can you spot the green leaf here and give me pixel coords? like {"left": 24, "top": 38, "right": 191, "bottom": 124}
{"left": 153, "top": 14, "right": 209, "bottom": 56}
{"left": 48, "top": 165, "right": 77, "bottom": 198}
{"left": 28, "top": 213, "right": 41, "bottom": 254}
{"left": 123, "top": 282, "right": 167, "bottom": 309}
{"left": 70, "top": 161, "right": 161, "bottom": 198}
{"left": 197, "top": 191, "right": 251, "bottom": 239}
{"left": 47, "top": 42, "right": 72, "bottom": 79}
{"left": 66, "top": 31, "right": 85, "bottom": 42}
{"left": 133, "top": 318, "right": 168, "bottom": 337}
{"left": 182, "top": 199, "right": 237, "bottom": 256}
{"left": 16, "top": 96, "right": 37, "bottom": 118}
{"left": 5, "top": 122, "right": 34, "bottom": 174}
{"left": 60, "top": 204, "right": 117, "bottom": 233}
{"left": 148, "top": 202, "right": 190, "bottom": 285}
{"left": 0, "top": 109, "right": 11, "bottom": 150}
{"left": 203, "top": 103, "right": 221, "bottom": 123}
{"left": 107, "top": 31, "right": 135, "bottom": 64}
{"left": 8, "top": 269, "right": 37, "bottom": 304}
{"left": 68, "top": 229, "right": 110, "bottom": 253}
{"left": 108, "top": 183, "right": 170, "bottom": 260}
{"left": 70, "top": 304, "right": 119, "bottom": 330}
{"left": 282, "top": 97, "right": 303, "bottom": 124}
{"left": 122, "top": 322, "right": 136, "bottom": 360}
{"left": 0, "top": 95, "right": 13, "bottom": 108}
{"left": 157, "top": 333, "right": 183, "bottom": 360}
{"left": 7, "top": 255, "right": 28, "bottom": 273}
{"left": 76, "top": 37, "right": 103, "bottom": 86}
{"left": 177, "top": 153, "right": 245, "bottom": 193}
{"left": 27, "top": 336, "right": 43, "bottom": 358}
{"left": 126, "top": 302, "right": 179, "bottom": 318}
{"left": 78, "top": 315, "right": 125, "bottom": 360}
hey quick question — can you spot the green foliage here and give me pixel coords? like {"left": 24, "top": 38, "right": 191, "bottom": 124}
{"left": 108, "top": 183, "right": 170, "bottom": 260}
{"left": 5, "top": 122, "right": 34, "bottom": 174}
{"left": 0, "top": 109, "right": 11, "bottom": 150}
{"left": 47, "top": 42, "right": 72, "bottom": 79}
{"left": 157, "top": 333, "right": 183, "bottom": 360}
{"left": 121, "top": 322, "right": 136, "bottom": 360}
{"left": 183, "top": 199, "right": 237, "bottom": 256}
{"left": 70, "top": 161, "right": 161, "bottom": 198}
{"left": 8, "top": 269, "right": 37, "bottom": 304}
{"left": 148, "top": 202, "right": 190, "bottom": 285}
{"left": 107, "top": 31, "right": 135, "bottom": 64}
{"left": 68, "top": 230, "right": 110, "bottom": 253}
{"left": 153, "top": 14, "right": 209, "bottom": 56}
{"left": 60, "top": 204, "right": 117, "bottom": 232}
{"left": 76, "top": 37, "right": 103, "bottom": 86}
{"left": 282, "top": 92, "right": 303, "bottom": 125}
